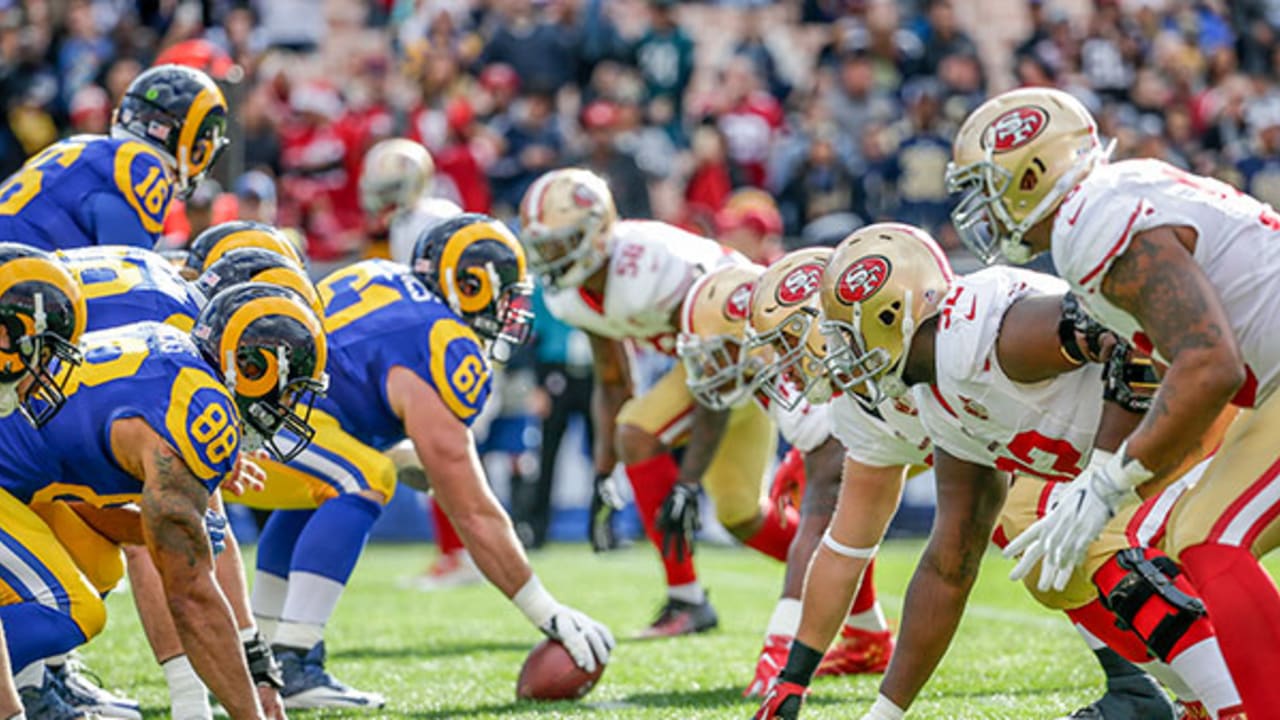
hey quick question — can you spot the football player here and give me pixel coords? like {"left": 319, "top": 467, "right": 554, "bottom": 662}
{"left": 0, "top": 65, "right": 227, "bottom": 251}
{"left": 232, "top": 213, "right": 611, "bottom": 710}
{"left": 755, "top": 225, "right": 1240, "bottom": 720}
{"left": 950, "top": 87, "right": 1280, "bottom": 714}
{"left": 675, "top": 253, "right": 894, "bottom": 695}
{"left": 520, "top": 168, "right": 792, "bottom": 636}
{"left": 359, "top": 138, "right": 462, "bottom": 265}
{"left": 0, "top": 245, "right": 325, "bottom": 719}
{"left": 179, "top": 222, "right": 306, "bottom": 282}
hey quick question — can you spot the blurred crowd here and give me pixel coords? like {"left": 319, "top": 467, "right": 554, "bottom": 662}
{"left": 6, "top": 0, "right": 1280, "bottom": 260}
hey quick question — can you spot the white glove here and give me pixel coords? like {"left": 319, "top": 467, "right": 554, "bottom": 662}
{"left": 1005, "top": 446, "right": 1150, "bottom": 592}
{"left": 514, "top": 577, "right": 616, "bottom": 673}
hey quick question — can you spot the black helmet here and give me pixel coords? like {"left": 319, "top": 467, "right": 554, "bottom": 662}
{"left": 0, "top": 244, "right": 85, "bottom": 427}
{"left": 113, "top": 64, "right": 229, "bottom": 198}
{"left": 180, "top": 221, "right": 305, "bottom": 281}
{"left": 191, "top": 283, "right": 328, "bottom": 462}
{"left": 194, "top": 248, "right": 324, "bottom": 319}
{"left": 411, "top": 213, "right": 533, "bottom": 359}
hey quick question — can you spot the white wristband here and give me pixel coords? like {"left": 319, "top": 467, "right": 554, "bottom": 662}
{"left": 822, "top": 530, "right": 879, "bottom": 559}
{"left": 865, "top": 693, "right": 905, "bottom": 720}
{"left": 513, "top": 575, "right": 557, "bottom": 629}
{"left": 1107, "top": 441, "right": 1155, "bottom": 490}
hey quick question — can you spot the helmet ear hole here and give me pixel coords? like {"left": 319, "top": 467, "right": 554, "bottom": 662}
{"left": 1019, "top": 169, "right": 1038, "bottom": 191}
{"left": 878, "top": 309, "right": 896, "bottom": 326}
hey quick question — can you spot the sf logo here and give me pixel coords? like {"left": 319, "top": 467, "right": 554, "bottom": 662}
{"left": 776, "top": 264, "right": 823, "bottom": 304}
{"left": 989, "top": 106, "right": 1048, "bottom": 152}
{"left": 836, "top": 255, "right": 891, "bottom": 304}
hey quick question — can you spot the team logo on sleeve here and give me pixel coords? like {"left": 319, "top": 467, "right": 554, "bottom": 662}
{"left": 776, "top": 264, "right": 823, "bottom": 304}
{"left": 835, "top": 256, "right": 891, "bottom": 304}
{"left": 987, "top": 106, "right": 1048, "bottom": 153}
{"left": 723, "top": 281, "right": 754, "bottom": 320}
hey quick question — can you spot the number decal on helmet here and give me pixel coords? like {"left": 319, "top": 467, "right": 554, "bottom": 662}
{"left": 776, "top": 264, "right": 823, "bottom": 305}
{"left": 835, "top": 256, "right": 892, "bottom": 305}
{"left": 987, "top": 106, "right": 1049, "bottom": 153}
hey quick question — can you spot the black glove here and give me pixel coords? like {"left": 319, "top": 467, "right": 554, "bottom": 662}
{"left": 589, "top": 472, "right": 624, "bottom": 553}
{"left": 1059, "top": 293, "right": 1116, "bottom": 364}
{"left": 1103, "top": 341, "right": 1160, "bottom": 413}
{"left": 243, "top": 630, "right": 284, "bottom": 689}
{"left": 657, "top": 482, "right": 701, "bottom": 563}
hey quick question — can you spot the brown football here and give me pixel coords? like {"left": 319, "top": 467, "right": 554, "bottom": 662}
{"left": 515, "top": 639, "right": 605, "bottom": 701}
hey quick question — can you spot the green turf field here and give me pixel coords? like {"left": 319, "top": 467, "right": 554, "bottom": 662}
{"left": 78, "top": 540, "right": 1209, "bottom": 719}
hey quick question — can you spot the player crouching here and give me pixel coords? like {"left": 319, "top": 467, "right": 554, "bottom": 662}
{"left": 230, "top": 214, "right": 611, "bottom": 710}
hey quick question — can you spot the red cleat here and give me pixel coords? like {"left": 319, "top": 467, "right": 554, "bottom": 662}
{"left": 815, "top": 626, "right": 893, "bottom": 677}
{"left": 1176, "top": 701, "right": 1211, "bottom": 720}
{"left": 744, "top": 634, "right": 791, "bottom": 697}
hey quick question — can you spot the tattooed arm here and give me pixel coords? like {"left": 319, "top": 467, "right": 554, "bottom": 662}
{"left": 878, "top": 449, "right": 1007, "bottom": 710}
{"left": 116, "top": 418, "right": 264, "bottom": 720}
{"left": 588, "top": 332, "right": 633, "bottom": 475}
{"left": 1099, "top": 226, "right": 1245, "bottom": 477}
{"left": 795, "top": 457, "right": 907, "bottom": 657}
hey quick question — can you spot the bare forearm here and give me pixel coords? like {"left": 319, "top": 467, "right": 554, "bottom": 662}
{"left": 782, "top": 442, "right": 843, "bottom": 598}
{"left": 166, "top": 577, "right": 262, "bottom": 719}
{"left": 795, "top": 547, "right": 870, "bottom": 650}
{"left": 1093, "top": 401, "right": 1143, "bottom": 455}
{"left": 591, "top": 381, "right": 629, "bottom": 473}
{"left": 879, "top": 547, "right": 977, "bottom": 708}
{"left": 452, "top": 505, "right": 533, "bottom": 598}
{"left": 1125, "top": 356, "right": 1240, "bottom": 476}
{"left": 676, "top": 405, "right": 729, "bottom": 485}
{"left": 210, "top": 494, "right": 255, "bottom": 630}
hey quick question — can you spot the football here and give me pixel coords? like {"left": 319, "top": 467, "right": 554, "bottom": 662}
{"left": 515, "top": 639, "right": 605, "bottom": 701}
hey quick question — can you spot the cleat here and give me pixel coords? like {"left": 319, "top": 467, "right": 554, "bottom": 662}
{"left": 1176, "top": 701, "right": 1213, "bottom": 720}
{"left": 743, "top": 634, "right": 791, "bottom": 698}
{"left": 634, "top": 595, "right": 718, "bottom": 639}
{"left": 21, "top": 669, "right": 92, "bottom": 720}
{"left": 815, "top": 626, "right": 893, "bottom": 677}
{"left": 276, "top": 642, "right": 386, "bottom": 710}
{"left": 1055, "top": 675, "right": 1176, "bottom": 720}
{"left": 403, "top": 550, "right": 482, "bottom": 592}
{"left": 48, "top": 659, "right": 140, "bottom": 720}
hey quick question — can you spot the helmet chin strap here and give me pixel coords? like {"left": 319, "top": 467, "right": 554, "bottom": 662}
{"left": 223, "top": 349, "right": 237, "bottom": 393}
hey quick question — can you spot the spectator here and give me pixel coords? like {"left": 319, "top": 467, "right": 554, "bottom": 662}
{"left": 234, "top": 170, "right": 279, "bottom": 225}
{"left": 434, "top": 98, "right": 492, "bottom": 213}
{"left": 1238, "top": 95, "right": 1280, "bottom": 210}
{"left": 57, "top": 0, "right": 113, "bottom": 108}
{"left": 574, "top": 100, "right": 651, "bottom": 219}
{"left": 68, "top": 84, "right": 110, "bottom": 135}
{"left": 631, "top": 0, "right": 695, "bottom": 122}
{"left": 716, "top": 189, "right": 784, "bottom": 265}
{"left": 480, "top": 0, "right": 579, "bottom": 91}
{"left": 824, "top": 49, "right": 899, "bottom": 169}
{"left": 712, "top": 56, "right": 784, "bottom": 188}
{"left": 684, "top": 123, "right": 736, "bottom": 223}
{"left": 733, "top": 7, "right": 790, "bottom": 101}
{"left": 879, "top": 79, "right": 954, "bottom": 241}
{"left": 779, "top": 125, "right": 859, "bottom": 237}
{"left": 917, "top": 0, "right": 977, "bottom": 76}
{"left": 488, "top": 86, "right": 564, "bottom": 213}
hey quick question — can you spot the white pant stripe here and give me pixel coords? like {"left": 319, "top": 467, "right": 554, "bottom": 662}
{"left": 0, "top": 542, "right": 59, "bottom": 610}
{"left": 289, "top": 447, "right": 363, "bottom": 495}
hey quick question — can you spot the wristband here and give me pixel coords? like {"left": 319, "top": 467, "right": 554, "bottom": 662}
{"left": 513, "top": 575, "right": 557, "bottom": 629}
{"left": 865, "top": 694, "right": 906, "bottom": 720}
{"left": 822, "top": 530, "right": 879, "bottom": 559}
{"left": 243, "top": 630, "right": 284, "bottom": 689}
{"left": 1105, "top": 441, "right": 1155, "bottom": 492}
{"left": 778, "top": 640, "right": 823, "bottom": 686}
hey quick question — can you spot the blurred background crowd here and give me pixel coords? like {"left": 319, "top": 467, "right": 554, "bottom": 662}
{"left": 4, "top": 0, "right": 1280, "bottom": 545}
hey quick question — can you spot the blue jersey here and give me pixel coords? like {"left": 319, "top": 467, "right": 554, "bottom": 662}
{"left": 64, "top": 246, "right": 203, "bottom": 332}
{"left": 316, "top": 260, "right": 492, "bottom": 451}
{"left": 0, "top": 323, "right": 238, "bottom": 506}
{"left": 0, "top": 135, "right": 174, "bottom": 251}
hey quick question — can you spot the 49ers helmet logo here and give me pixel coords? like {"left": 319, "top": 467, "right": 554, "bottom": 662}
{"left": 776, "top": 264, "right": 823, "bottom": 304}
{"left": 836, "top": 256, "right": 891, "bottom": 304}
{"left": 572, "top": 184, "right": 598, "bottom": 208}
{"left": 988, "top": 106, "right": 1048, "bottom": 153}
{"left": 724, "top": 281, "right": 753, "bottom": 320}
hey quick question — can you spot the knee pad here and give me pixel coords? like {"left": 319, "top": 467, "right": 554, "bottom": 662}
{"left": 1094, "top": 548, "right": 1207, "bottom": 662}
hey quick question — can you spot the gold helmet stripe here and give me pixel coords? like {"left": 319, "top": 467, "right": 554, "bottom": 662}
{"left": 204, "top": 229, "right": 304, "bottom": 270}
{"left": 680, "top": 271, "right": 717, "bottom": 336}
{"left": 252, "top": 267, "right": 324, "bottom": 318}
{"left": 218, "top": 295, "right": 327, "bottom": 398}
{"left": 0, "top": 256, "right": 87, "bottom": 341}
{"left": 177, "top": 85, "right": 228, "bottom": 177}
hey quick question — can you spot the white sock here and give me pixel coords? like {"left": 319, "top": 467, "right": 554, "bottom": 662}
{"left": 251, "top": 571, "right": 288, "bottom": 642}
{"left": 667, "top": 582, "right": 705, "bottom": 605}
{"left": 42, "top": 654, "right": 68, "bottom": 669}
{"left": 1139, "top": 660, "right": 1193, "bottom": 700}
{"left": 1168, "top": 638, "right": 1242, "bottom": 716}
{"left": 765, "top": 598, "right": 802, "bottom": 638}
{"left": 272, "top": 620, "right": 325, "bottom": 652}
{"left": 845, "top": 601, "right": 888, "bottom": 632}
{"left": 277, "top": 571, "right": 345, "bottom": 640}
{"left": 162, "top": 655, "right": 211, "bottom": 720}
{"left": 13, "top": 661, "right": 43, "bottom": 690}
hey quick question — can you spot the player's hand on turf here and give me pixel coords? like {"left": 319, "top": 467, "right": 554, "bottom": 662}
{"left": 205, "top": 508, "right": 228, "bottom": 556}
{"left": 657, "top": 482, "right": 701, "bottom": 562}
{"left": 590, "top": 472, "right": 624, "bottom": 552}
{"left": 753, "top": 680, "right": 805, "bottom": 719}
{"left": 539, "top": 605, "right": 616, "bottom": 673}
{"left": 223, "top": 448, "right": 270, "bottom": 496}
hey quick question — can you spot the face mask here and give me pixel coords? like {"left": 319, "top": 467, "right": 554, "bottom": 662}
{"left": 0, "top": 382, "right": 17, "bottom": 417}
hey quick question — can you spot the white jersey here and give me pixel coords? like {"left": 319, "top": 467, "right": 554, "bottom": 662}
{"left": 544, "top": 220, "right": 746, "bottom": 353}
{"left": 757, "top": 381, "right": 832, "bottom": 454}
{"left": 915, "top": 267, "right": 1105, "bottom": 481}
{"left": 1053, "top": 159, "right": 1280, "bottom": 407}
{"left": 388, "top": 197, "right": 464, "bottom": 265}
{"left": 829, "top": 391, "right": 932, "bottom": 469}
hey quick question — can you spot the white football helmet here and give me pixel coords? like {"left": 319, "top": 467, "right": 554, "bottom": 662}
{"left": 360, "top": 138, "right": 434, "bottom": 219}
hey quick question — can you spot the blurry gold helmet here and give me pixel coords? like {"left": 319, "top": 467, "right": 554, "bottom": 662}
{"left": 744, "top": 248, "right": 832, "bottom": 411}
{"left": 676, "top": 263, "right": 766, "bottom": 411}
{"left": 819, "top": 223, "right": 953, "bottom": 409}
{"left": 182, "top": 221, "right": 306, "bottom": 281}
{"left": 518, "top": 168, "right": 617, "bottom": 289}
{"left": 946, "top": 87, "right": 1109, "bottom": 264}
{"left": 360, "top": 139, "right": 434, "bottom": 220}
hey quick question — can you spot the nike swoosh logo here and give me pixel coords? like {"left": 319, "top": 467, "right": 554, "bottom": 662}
{"left": 1067, "top": 200, "right": 1086, "bottom": 226}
